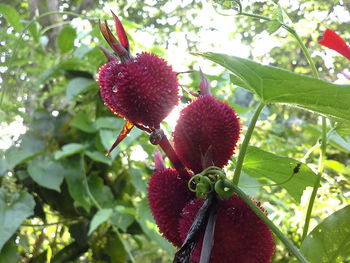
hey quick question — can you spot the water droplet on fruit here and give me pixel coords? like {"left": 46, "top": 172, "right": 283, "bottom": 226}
{"left": 117, "top": 72, "right": 123, "bottom": 78}
{"left": 112, "top": 85, "right": 119, "bottom": 93}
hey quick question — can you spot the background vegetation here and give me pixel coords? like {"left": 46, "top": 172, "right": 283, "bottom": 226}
{"left": 0, "top": 0, "right": 349, "bottom": 262}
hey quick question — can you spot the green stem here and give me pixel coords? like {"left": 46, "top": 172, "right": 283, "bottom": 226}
{"left": 81, "top": 154, "right": 135, "bottom": 263}
{"left": 301, "top": 118, "right": 327, "bottom": 241}
{"left": 229, "top": 183, "right": 308, "bottom": 263}
{"left": 232, "top": 102, "right": 265, "bottom": 184}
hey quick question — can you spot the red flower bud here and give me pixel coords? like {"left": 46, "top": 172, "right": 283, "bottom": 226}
{"left": 147, "top": 168, "right": 194, "bottom": 246}
{"left": 318, "top": 29, "right": 350, "bottom": 61}
{"left": 98, "top": 52, "right": 179, "bottom": 128}
{"left": 173, "top": 95, "right": 240, "bottom": 173}
{"left": 179, "top": 195, "right": 275, "bottom": 263}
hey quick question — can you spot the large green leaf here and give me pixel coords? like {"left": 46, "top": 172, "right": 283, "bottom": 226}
{"left": 242, "top": 146, "right": 317, "bottom": 203}
{"left": 57, "top": 27, "right": 76, "bottom": 54}
{"left": 95, "top": 117, "right": 124, "bottom": 130}
{"left": 63, "top": 158, "right": 91, "bottom": 212}
{"left": 301, "top": 205, "right": 350, "bottom": 262}
{"left": 27, "top": 160, "right": 65, "bottom": 192}
{"left": 87, "top": 174, "right": 114, "bottom": 207}
{"left": 70, "top": 113, "right": 96, "bottom": 133}
{"left": 0, "top": 4, "right": 23, "bottom": 32}
{"left": 0, "top": 238, "right": 17, "bottom": 263}
{"left": 136, "top": 199, "right": 174, "bottom": 254}
{"left": 5, "top": 133, "right": 45, "bottom": 169}
{"left": 99, "top": 128, "right": 143, "bottom": 159}
{"left": 88, "top": 208, "right": 113, "bottom": 235}
{"left": 0, "top": 189, "right": 35, "bottom": 251}
{"left": 54, "top": 143, "right": 85, "bottom": 160}
{"left": 66, "top": 78, "right": 95, "bottom": 101}
{"left": 111, "top": 205, "right": 135, "bottom": 232}
{"left": 197, "top": 52, "right": 350, "bottom": 122}
{"left": 85, "top": 150, "right": 112, "bottom": 165}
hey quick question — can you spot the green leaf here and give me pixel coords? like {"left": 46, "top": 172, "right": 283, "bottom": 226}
{"left": 0, "top": 4, "right": 23, "bottom": 32}
{"left": 325, "top": 160, "right": 350, "bottom": 175}
{"left": 85, "top": 151, "right": 112, "bottom": 165}
{"left": 196, "top": 52, "right": 350, "bottom": 123}
{"left": 0, "top": 189, "right": 35, "bottom": 251}
{"left": 99, "top": 233, "right": 127, "bottom": 263}
{"left": 66, "top": 77, "right": 95, "bottom": 101}
{"left": 57, "top": 27, "right": 76, "bottom": 54}
{"left": 328, "top": 132, "right": 350, "bottom": 153}
{"left": 0, "top": 159, "right": 8, "bottom": 176}
{"left": 95, "top": 117, "right": 124, "bottom": 130}
{"left": 136, "top": 199, "right": 174, "bottom": 254}
{"left": 301, "top": 205, "right": 350, "bottom": 263}
{"left": 0, "top": 238, "right": 17, "bottom": 262}
{"left": 99, "top": 128, "right": 143, "bottom": 159}
{"left": 212, "top": 0, "right": 241, "bottom": 15}
{"left": 88, "top": 208, "right": 113, "bottom": 235}
{"left": 70, "top": 113, "right": 96, "bottom": 133}
{"left": 64, "top": 158, "right": 91, "bottom": 212}
{"left": 335, "top": 122, "right": 350, "bottom": 139}
{"left": 266, "top": 20, "right": 282, "bottom": 34}
{"left": 242, "top": 146, "right": 317, "bottom": 203}
{"left": 129, "top": 168, "right": 148, "bottom": 195}
{"left": 27, "top": 160, "right": 65, "bottom": 192}
{"left": 88, "top": 174, "right": 114, "bottom": 207}
{"left": 266, "top": 5, "right": 283, "bottom": 34}
{"left": 5, "top": 133, "right": 45, "bottom": 169}
{"left": 54, "top": 143, "right": 85, "bottom": 160}
{"left": 112, "top": 206, "right": 135, "bottom": 232}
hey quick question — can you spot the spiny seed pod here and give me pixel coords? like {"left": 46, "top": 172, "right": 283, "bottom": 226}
{"left": 98, "top": 52, "right": 179, "bottom": 128}
{"left": 178, "top": 194, "right": 275, "bottom": 263}
{"left": 147, "top": 168, "right": 194, "bottom": 247}
{"left": 173, "top": 95, "right": 240, "bottom": 174}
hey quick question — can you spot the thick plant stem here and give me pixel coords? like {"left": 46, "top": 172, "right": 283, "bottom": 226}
{"left": 301, "top": 118, "right": 327, "bottom": 241}
{"left": 158, "top": 135, "right": 188, "bottom": 178}
{"left": 286, "top": 20, "right": 328, "bottom": 241}
{"left": 229, "top": 183, "right": 309, "bottom": 263}
{"left": 232, "top": 102, "right": 265, "bottom": 184}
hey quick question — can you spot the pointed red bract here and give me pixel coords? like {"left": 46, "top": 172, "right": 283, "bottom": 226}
{"left": 111, "top": 11, "right": 130, "bottom": 51}
{"left": 319, "top": 29, "right": 350, "bottom": 61}
{"left": 148, "top": 168, "right": 194, "bottom": 247}
{"left": 106, "top": 120, "right": 134, "bottom": 156}
{"left": 99, "top": 20, "right": 128, "bottom": 58}
{"left": 173, "top": 95, "right": 240, "bottom": 173}
{"left": 154, "top": 149, "right": 165, "bottom": 170}
{"left": 199, "top": 69, "right": 211, "bottom": 95}
{"left": 179, "top": 195, "right": 275, "bottom": 263}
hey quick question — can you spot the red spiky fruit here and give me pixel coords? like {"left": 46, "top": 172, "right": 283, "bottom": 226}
{"left": 147, "top": 168, "right": 194, "bottom": 246}
{"left": 179, "top": 195, "right": 275, "bottom": 263}
{"left": 98, "top": 52, "right": 179, "bottom": 128}
{"left": 173, "top": 95, "right": 240, "bottom": 174}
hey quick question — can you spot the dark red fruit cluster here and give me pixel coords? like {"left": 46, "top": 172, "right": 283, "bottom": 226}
{"left": 97, "top": 13, "right": 179, "bottom": 129}
{"left": 173, "top": 95, "right": 240, "bottom": 173}
{"left": 98, "top": 52, "right": 179, "bottom": 127}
